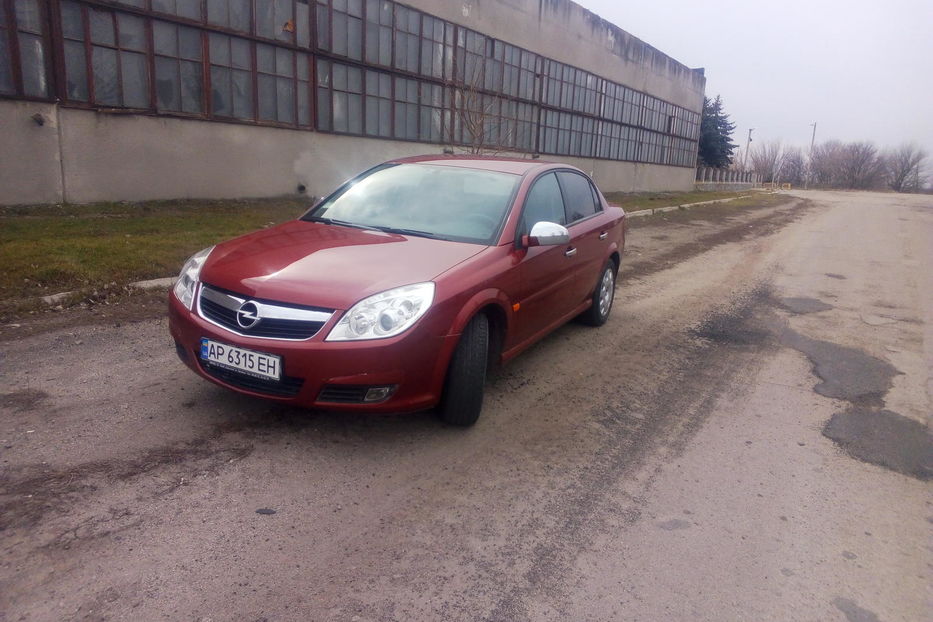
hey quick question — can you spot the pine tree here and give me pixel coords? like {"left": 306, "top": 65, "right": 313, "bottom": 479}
{"left": 697, "top": 95, "right": 737, "bottom": 168}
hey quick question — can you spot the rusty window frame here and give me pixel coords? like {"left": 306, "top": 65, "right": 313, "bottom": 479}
{"left": 75, "top": 4, "right": 151, "bottom": 108}
{"left": 0, "top": 0, "right": 54, "bottom": 99}
{"left": 0, "top": 0, "right": 703, "bottom": 168}
{"left": 362, "top": 0, "right": 390, "bottom": 67}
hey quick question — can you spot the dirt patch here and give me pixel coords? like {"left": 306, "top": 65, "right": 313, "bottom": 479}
{"left": 823, "top": 409, "right": 932, "bottom": 481}
{"left": 0, "top": 288, "right": 168, "bottom": 342}
{"left": 0, "top": 437, "right": 253, "bottom": 532}
{"left": 690, "top": 285, "right": 774, "bottom": 346}
{"left": 622, "top": 199, "right": 809, "bottom": 281}
{"left": 0, "top": 388, "right": 49, "bottom": 412}
{"left": 778, "top": 297, "right": 833, "bottom": 314}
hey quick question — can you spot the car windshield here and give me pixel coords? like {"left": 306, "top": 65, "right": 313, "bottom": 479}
{"left": 302, "top": 163, "right": 520, "bottom": 244}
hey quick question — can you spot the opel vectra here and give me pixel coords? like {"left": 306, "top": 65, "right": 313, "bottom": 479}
{"left": 169, "top": 156, "right": 625, "bottom": 425}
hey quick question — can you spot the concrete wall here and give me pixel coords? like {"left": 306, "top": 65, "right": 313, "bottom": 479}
{"left": 0, "top": 101, "right": 696, "bottom": 205}
{"left": 56, "top": 107, "right": 434, "bottom": 203}
{"left": 0, "top": 101, "right": 64, "bottom": 205}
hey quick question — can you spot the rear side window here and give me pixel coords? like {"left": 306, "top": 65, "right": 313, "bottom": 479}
{"left": 557, "top": 171, "right": 600, "bottom": 223}
{"left": 521, "top": 172, "right": 565, "bottom": 231}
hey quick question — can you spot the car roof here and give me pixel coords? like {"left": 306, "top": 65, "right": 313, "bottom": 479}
{"left": 387, "top": 154, "right": 567, "bottom": 176}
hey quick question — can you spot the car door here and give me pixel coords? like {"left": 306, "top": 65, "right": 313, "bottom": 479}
{"left": 514, "top": 172, "right": 580, "bottom": 344}
{"left": 555, "top": 171, "right": 608, "bottom": 306}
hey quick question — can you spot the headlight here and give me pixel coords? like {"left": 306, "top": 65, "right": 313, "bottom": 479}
{"left": 326, "top": 282, "right": 435, "bottom": 341}
{"left": 172, "top": 246, "right": 214, "bottom": 310}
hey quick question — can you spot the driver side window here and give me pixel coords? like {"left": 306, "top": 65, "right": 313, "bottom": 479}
{"left": 521, "top": 173, "right": 565, "bottom": 234}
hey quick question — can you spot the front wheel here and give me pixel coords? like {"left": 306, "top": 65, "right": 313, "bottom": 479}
{"left": 580, "top": 261, "right": 616, "bottom": 327}
{"left": 438, "top": 314, "right": 489, "bottom": 426}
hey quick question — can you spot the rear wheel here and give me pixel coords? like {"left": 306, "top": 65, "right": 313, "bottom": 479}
{"left": 438, "top": 314, "right": 489, "bottom": 426}
{"left": 581, "top": 260, "right": 616, "bottom": 327}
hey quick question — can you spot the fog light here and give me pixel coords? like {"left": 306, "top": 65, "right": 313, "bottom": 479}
{"left": 363, "top": 386, "right": 396, "bottom": 402}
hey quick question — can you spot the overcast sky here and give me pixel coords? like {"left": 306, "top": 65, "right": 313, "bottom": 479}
{"left": 574, "top": 0, "right": 933, "bottom": 157}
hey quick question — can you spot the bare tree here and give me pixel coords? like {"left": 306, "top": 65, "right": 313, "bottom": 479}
{"left": 749, "top": 140, "right": 786, "bottom": 183}
{"left": 884, "top": 143, "right": 928, "bottom": 192}
{"left": 810, "top": 140, "right": 846, "bottom": 187}
{"left": 448, "top": 50, "right": 531, "bottom": 155}
{"left": 809, "top": 140, "right": 884, "bottom": 189}
{"left": 781, "top": 146, "right": 806, "bottom": 186}
{"left": 839, "top": 142, "right": 884, "bottom": 189}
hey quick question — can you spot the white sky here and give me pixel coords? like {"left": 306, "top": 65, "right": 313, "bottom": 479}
{"left": 573, "top": 0, "right": 933, "bottom": 156}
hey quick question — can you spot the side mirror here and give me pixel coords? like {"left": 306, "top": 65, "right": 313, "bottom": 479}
{"left": 524, "top": 221, "right": 570, "bottom": 247}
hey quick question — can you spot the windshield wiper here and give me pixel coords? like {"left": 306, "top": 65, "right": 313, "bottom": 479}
{"left": 305, "top": 216, "right": 381, "bottom": 232}
{"left": 373, "top": 226, "right": 448, "bottom": 240}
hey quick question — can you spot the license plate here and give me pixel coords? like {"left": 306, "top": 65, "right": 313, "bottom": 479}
{"left": 200, "top": 338, "right": 282, "bottom": 381}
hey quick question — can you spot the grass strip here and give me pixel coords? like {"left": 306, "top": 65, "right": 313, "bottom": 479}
{"left": 1, "top": 197, "right": 310, "bottom": 304}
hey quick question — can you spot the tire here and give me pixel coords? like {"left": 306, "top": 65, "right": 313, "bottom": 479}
{"left": 438, "top": 313, "right": 489, "bottom": 426}
{"left": 581, "top": 260, "right": 616, "bottom": 327}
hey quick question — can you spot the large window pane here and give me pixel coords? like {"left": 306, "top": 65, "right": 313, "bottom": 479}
{"left": 155, "top": 56, "right": 180, "bottom": 109}
{"left": 180, "top": 60, "right": 202, "bottom": 112}
{"left": 92, "top": 45, "right": 119, "bottom": 105}
{"left": 276, "top": 77, "right": 295, "bottom": 123}
{"left": 258, "top": 73, "right": 276, "bottom": 119}
{"left": 89, "top": 10, "right": 115, "bottom": 46}
{"left": 232, "top": 69, "right": 252, "bottom": 118}
{"left": 14, "top": 0, "right": 42, "bottom": 32}
{"left": 60, "top": 2, "right": 84, "bottom": 39}
{"left": 18, "top": 32, "right": 46, "bottom": 96}
{"left": 62, "top": 39, "right": 87, "bottom": 100}
{"left": 117, "top": 14, "right": 146, "bottom": 51}
{"left": 296, "top": 0, "right": 310, "bottom": 47}
{"left": 121, "top": 50, "right": 149, "bottom": 107}
{"left": 211, "top": 66, "right": 232, "bottom": 116}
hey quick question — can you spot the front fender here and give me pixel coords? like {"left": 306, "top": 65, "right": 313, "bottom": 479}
{"left": 428, "top": 288, "right": 513, "bottom": 394}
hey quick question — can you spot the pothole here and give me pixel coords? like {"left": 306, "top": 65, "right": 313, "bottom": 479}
{"left": 779, "top": 330, "right": 898, "bottom": 403}
{"left": 823, "top": 409, "right": 932, "bottom": 481}
{"left": 777, "top": 297, "right": 833, "bottom": 314}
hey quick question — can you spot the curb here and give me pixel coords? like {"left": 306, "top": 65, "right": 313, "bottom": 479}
{"left": 130, "top": 276, "right": 177, "bottom": 290}
{"left": 41, "top": 276, "right": 177, "bottom": 305}
{"left": 625, "top": 194, "right": 755, "bottom": 218}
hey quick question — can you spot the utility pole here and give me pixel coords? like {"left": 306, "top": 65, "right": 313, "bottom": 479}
{"left": 743, "top": 128, "right": 754, "bottom": 170}
{"left": 805, "top": 122, "right": 817, "bottom": 190}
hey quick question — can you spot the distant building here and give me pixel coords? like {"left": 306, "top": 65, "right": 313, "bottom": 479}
{"left": 0, "top": 0, "right": 706, "bottom": 204}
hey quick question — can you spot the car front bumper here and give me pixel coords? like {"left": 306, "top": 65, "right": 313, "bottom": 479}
{"left": 168, "top": 290, "right": 458, "bottom": 413}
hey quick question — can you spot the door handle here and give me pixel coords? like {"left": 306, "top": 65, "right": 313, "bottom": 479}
{"left": 564, "top": 247, "right": 577, "bottom": 257}
{"left": 599, "top": 231, "right": 608, "bottom": 240}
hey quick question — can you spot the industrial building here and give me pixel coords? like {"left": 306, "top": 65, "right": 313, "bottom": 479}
{"left": 0, "top": 0, "right": 706, "bottom": 205}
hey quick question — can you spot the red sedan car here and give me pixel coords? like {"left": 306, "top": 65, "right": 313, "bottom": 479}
{"left": 169, "top": 156, "right": 626, "bottom": 425}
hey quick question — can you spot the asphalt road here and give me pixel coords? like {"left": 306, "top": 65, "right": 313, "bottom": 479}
{"left": 1, "top": 190, "right": 930, "bottom": 622}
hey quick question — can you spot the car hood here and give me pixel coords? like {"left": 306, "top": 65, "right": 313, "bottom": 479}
{"left": 200, "top": 220, "right": 485, "bottom": 310}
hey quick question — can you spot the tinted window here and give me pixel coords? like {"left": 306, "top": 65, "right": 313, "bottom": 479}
{"left": 521, "top": 173, "right": 565, "bottom": 232}
{"left": 557, "top": 171, "right": 599, "bottom": 222}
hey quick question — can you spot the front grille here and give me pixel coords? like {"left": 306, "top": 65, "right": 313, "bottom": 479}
{"left": 198, "top": 284, "right": 333, "bottom": 341}
{"left": 198, "top": 355, "right": 304, "bottom": 397}
{"left": 318, "top": 385, "right": 369, "bottom": 403}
